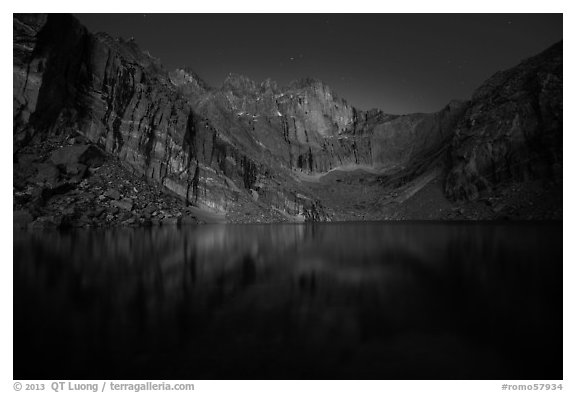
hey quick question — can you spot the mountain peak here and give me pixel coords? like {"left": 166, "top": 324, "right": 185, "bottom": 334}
{"left": 170, "top": 68, "right": 212, "bottom": 92}
{"left": 94, "top": 30, "right": 163, "bottom": 72}
{"left": 472, "top": 40, "right": 562, "bottom": 102}
{"left": 288, "top": 77, "right": 329, "bottom": 91}
{"left": 221, "top": 73, "right": 257, "bottom": 91}
{"left": 260, "top": 78, "right": 279, "bottom": 94}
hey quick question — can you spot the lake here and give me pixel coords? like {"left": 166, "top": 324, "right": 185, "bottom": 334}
{"left": 13, "top": 222, "right": 562, "bottom": 379}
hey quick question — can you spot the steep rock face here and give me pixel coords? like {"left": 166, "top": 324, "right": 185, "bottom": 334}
{"left": 14, "top": 14, "right": 89, "bottom": 144}
{"left": 445, "top": 42, "right": 562, "bottom": 200}
{"left": 361, "top": 100, "right": 468, "bottom": 172}
{"left": 178, "top": 69, "right": 467, "bottom": 176}
{"left": 15, "top": 14, "right": 561, "bottom": 221}
{"left": 13, "top": 14, "right": 46, "bottom": 136}
{"left": 13, "top": 14, "right": 331, "bottom": 221}
{"left": 184, "top": 73, "right": 366, "bottom": 174}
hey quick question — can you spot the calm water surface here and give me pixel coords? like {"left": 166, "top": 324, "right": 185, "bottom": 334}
{"left": 14, "top": 222, "right": 562, "bottom": 379}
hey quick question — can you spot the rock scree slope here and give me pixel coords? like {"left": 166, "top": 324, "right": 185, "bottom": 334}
{"left": 13, "top": 14, "right": 562, "bottom": 225}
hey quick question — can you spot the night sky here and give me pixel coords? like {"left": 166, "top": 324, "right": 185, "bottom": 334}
{"left": 75, "top": 14, "right": 562, "bottom": 114}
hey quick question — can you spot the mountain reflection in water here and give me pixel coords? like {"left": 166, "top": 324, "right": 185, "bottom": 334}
{"left": 14, "top": 222, "right": 562, "bottom": 379}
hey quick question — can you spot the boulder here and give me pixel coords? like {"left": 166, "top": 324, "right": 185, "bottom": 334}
{"left": 17, "top": 154, "right": 37, "bottom": 165}
{"left": 28, "top": 215, "right": 63, "bottom": 230}
{"left": 61, "top": 206, "right": 76, "bottom": 217}
{"left": 29, "top": 187, "right": 48, "bottom": 207}
{"left": 64, "top": 162, "right": 87, "bottom": 177}
{"left": 104, "top": 189, "right": 122, "bottom": 200}
{"left": 13, "top": 191, "right": 31, "bottom": 205}
{"left": 161, "top": 217, "right": 180, "bottom": 226}
{"left": 89, "top": 207, "right": 106, "bottom": 218}
{"left": 142, "top": 204, "right": 156, "bottom": 219}
{"left": 34, "top": 163, "right": 60, "bottom": 185}
{"left": 122, "top": 217, "right": 137, "bottom": 226}
{"left": 49, "top": 145, "right": 105, "bottom": 168}
{"left": 46, "top": 181, "right": 76, "bottom": 197}
{"left": 111, "top": 198, "right": 133, "bottom": 211}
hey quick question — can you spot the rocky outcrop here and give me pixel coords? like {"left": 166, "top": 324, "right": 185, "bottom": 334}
{"left": 13, "top": 134, "right": 212, "bottom": 229}
{"left": 13, "top": 14, "right": 331, "bottom": 221}
{"left": 445, "top": 42, "right": 562, "bottom": 200}
{"left": 13, "top": 14, "right": 562, "bottom": 222}
{"left": 181, "top": 69, "right": 468, "bottom": 176}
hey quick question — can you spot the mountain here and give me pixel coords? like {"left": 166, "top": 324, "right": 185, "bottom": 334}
{"left": 13, "top": 14, "right": 562, "bottom": 226}
{"left": 445, "top": 42, "right": 563, "bottom": 200}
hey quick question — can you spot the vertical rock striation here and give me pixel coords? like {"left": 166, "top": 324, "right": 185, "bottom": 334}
{"left": 14, "top": 14, "right": 562, "bottom": 221}
{"left": 13, "top": 14, "right": 332, "bottom": 220}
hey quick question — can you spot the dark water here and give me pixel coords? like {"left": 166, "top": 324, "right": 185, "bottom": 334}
{"left": 14, "top": 222, "right": 562, "bottom": 380}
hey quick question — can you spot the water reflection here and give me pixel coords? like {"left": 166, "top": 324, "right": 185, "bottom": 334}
{"left": 13, "top": 222, "right": 562, "bottom": 379}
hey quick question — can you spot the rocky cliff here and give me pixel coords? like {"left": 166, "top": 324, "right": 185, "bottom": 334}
{"left": 14, "top": 14, "right": 330, "bottom": 222}
{"left": 445, "top": 42, "right": 562, "bottom": 201}
{"left": 13, "top": 14, "right": 562, "bottom": 225}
